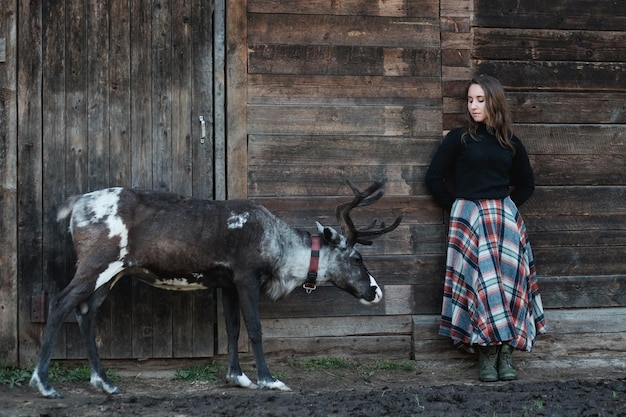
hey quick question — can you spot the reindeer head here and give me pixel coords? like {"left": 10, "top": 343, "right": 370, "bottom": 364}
{"left": 316, "top": 179, "right": 402, "bottom": 305}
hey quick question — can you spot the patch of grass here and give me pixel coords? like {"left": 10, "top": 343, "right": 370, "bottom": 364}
{"left": 0, "top": 364, "right": 31, "bottom": 388}
{"left": 173, "top": 361, "right": 225, "bottom": 382}
{"left": 0, "top": 362, "right": 118, "bottom": 388}
{"left": 48, "top": 363, "right": 118, "bottom": 383}
{"left": 288, "top": 356, "right": 354, "bottom": 371}
{"left": 363, "top": 359, "right": 415, "bottom": 372}
{"left": 288, "top": 356, "right": 416, "bottom": 383}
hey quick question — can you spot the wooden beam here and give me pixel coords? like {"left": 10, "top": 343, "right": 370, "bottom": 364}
{"left": 0, "top": 0, "right": 18, "bottom": 365}
{"left": 412, "top": 308, "right": 626, "bottom": 360}
{"left": 226, "top": 0, "right": 248, "bottom": 199}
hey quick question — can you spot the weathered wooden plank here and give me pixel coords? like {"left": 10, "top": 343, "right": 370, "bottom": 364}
{"left": 540, "top": 275, "right": 626, "bottom": 309}
{"left": 516, "top": 124, "right": 626, "bottom": 155}
{"left": 226, "top": 0, "right": 248, "bottom": 199}
{"left": 530, "top": 154, "right": 626, "bottom": 186}
{"left": 109, "top": 0, "right": 132, "bottom": 188}
{"left": 261, "top": 316, "right": 412, "bottom": 338}
{"left": 534, "top": 246, "right": 626, "bottom": 277}
{"left": 474, "top": 28, "right": 626, "bottom": 62}
{"left": 248, "top": 135, "right": 439, "bottom": 166}
{"left": 0, "top": 0, "right": 18, "bottom": 365}
{"left": 171, "top": 0, "right": 193, "bottom": 197}
{"left": 130, "top": 0, "right": 152, "bottom": 189}
{"left": 508, "top": 92, "right": 626, "bottom": 124}
{"left": 192, "top": 0, "right": 215, "bottom": 200}
{"left": 151, "top": 0, "right": 173, "bottom": 191}
{"left": 87, "top": 1, "right": 110, "bottom": 190}
{"left": 440, "top": 0, "right": 473, "bottom": 18}
{"left": 526, "top": 214, "right": 626, "bottom": 234}
{"left": 248, "top": 165, "right": 432, "bottom": 197}
{"left": 475, "top": 61, "right": 626, "bottom": 92}
{"left": 524, "top": 187, "right": 626, "bottom": 216}
{"left": 65, "top": 1, "right": 88, "bottom": 196}
{"left": 444, "top": 93, "right": 626, "bottom": 127}
{"left": 475, "top": 0, "right": 626, "bottom": 31}
{"left": 248, "top": 74, "right": 441, "bottom": 106}
{"left": 248, "top": 105, "right": 442, "bottom": 136}
{"left": 248, "top": 0, "right": 440, "bottom": 18}
{"left": 530, "top": 228, "right": 626, "bottom": 249}
{"left": 262, "top": 335, "right": 411, "bottom": 360}
{"left": 249, "top": 44, "right": 440, "bottom": 77}
{"left": 255, "top": 196, "right": 442, "bottom": 227}
{"left": 248, "top": 13, "right": 439, "bottom": 48}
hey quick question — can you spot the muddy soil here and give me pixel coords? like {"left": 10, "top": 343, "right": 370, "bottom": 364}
{"left": 2, "top": 356, "right": 626, "bottom": 417}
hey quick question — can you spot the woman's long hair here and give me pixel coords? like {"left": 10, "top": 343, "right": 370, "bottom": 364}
{"left": 464, "top": 74, "right": 516, "bottom": 153}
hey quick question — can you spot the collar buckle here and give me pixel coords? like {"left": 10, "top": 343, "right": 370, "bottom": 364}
{"left": 304, "top": 235, "right": 321, "bottom": 294}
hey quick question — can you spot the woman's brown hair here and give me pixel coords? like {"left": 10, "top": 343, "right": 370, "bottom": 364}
{"left": 463, "top": 74, "right": 516, "bottom": 153}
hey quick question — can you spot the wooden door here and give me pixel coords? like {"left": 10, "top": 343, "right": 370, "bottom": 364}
{"left": 20, "top": 0, "right": 223, "bottom": 363}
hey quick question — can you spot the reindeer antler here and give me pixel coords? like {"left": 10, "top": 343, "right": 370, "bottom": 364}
{"left": 336, "top": 179, "right": 402, "bottom": 245}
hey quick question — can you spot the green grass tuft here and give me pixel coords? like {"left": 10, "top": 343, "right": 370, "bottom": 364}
{"left": 173, "top": 361, "right": 225, "bottom": 382}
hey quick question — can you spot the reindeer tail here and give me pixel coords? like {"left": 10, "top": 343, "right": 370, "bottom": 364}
{"left": 56, "top": 195, "right": 81, "bottom": 223}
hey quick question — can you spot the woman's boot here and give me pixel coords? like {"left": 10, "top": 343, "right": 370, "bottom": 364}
{"left": 498, "top": 344, "right": 518, "bottom": 380}
{"left": 478, "top": 346, "right": 500, "bottom": 382}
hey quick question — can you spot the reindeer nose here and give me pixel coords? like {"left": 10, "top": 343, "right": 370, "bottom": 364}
{"left": 360, "top": 276, "right": 383, "bottom": 305}
{"left": 371, "top": 284, "right": 383, "bottom": 303}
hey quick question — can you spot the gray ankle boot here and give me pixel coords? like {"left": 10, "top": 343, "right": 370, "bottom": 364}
{"left": 498, "top": 344, "right": 518, "bottom": 380}
{"left": 478, "top": 346, "right": 500, "bottom": 382}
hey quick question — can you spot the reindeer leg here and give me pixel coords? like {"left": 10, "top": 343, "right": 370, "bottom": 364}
{"left": 221, "top": 287, "right": 257, "bottom": 389}
{"left": 30, "top": 283, "right": 87, "bottom": 398}
{"left": 76, "top": 285, "right": 122, "bottom": 395}
{"left": 237, "top": 283, "right": 291, "bottom": 391}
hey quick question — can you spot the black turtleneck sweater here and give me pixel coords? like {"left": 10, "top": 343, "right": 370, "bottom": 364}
{"left": 424, "top": 124, "right": 535, "bottom": 210}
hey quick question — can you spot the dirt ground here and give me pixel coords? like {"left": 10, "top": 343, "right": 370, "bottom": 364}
{"left": 2, "top": 356, "right": 626, "bottom": 417}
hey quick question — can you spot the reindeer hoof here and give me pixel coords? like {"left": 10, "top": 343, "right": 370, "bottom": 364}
{"left": 30, "top": 373, "right": 62, "bottom": 399}
{"left": 259, "top": 379, "right": 292, "bottom": 391}
{"left": 90, "top": 375, "right": 123, "bottom": 395}
{"left": 228, "top": 372, "right": 259, "bottom": 390}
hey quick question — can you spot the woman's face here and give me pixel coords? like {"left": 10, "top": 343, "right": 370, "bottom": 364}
{"left": 467, "top": 84, "right": 487, "bottom": 123}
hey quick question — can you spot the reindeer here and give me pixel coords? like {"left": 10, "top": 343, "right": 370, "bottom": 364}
{"left": 30, "top": 180, "right": 401, "bottom": 398}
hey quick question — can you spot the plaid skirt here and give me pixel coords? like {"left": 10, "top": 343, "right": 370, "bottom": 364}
{"left": 439, "top": 197, "right": 547, "bottom": 352}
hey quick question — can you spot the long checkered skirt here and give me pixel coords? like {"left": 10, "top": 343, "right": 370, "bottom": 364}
{"left": 439, "top": 197, "right": 547, "bottom": 352}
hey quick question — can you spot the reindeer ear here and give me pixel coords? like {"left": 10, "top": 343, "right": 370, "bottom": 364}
{"left": 315, "top": 221, "right": 325, "bottom": 235}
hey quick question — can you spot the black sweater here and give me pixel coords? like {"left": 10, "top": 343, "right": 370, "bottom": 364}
{"left": 424, "top": 124, "right": 535, "bottom": 210}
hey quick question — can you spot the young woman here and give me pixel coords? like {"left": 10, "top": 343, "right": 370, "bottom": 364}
{"left": 425, "top": 74, "right": 547, "bottom": 382}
